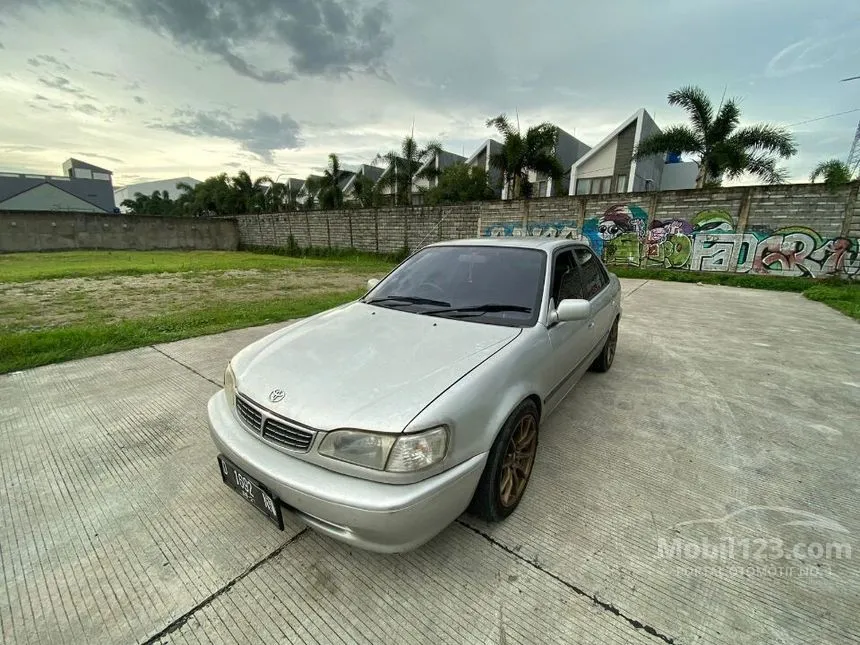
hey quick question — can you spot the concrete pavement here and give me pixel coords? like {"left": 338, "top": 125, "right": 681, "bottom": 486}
{"left": 1, "top": 279, "right": 858, "bottom": 644}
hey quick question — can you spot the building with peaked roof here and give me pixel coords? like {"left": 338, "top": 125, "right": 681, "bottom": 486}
{"left": 342, "top": 165, "right": 385, "bottom": 204}
{"left": 569, "top": 108, "right": 697, "bottom": 196}
{"left": 465, "top": 139, "right": 505, "bottom": 196}
{"left": 520, "top": 127, "right": 591, "bottom": 199}
{"left": 410, "top": 150, "right": 467, "bottom": 205}
{"left": 0, "top": 158, "right": 116, "bottom": 213}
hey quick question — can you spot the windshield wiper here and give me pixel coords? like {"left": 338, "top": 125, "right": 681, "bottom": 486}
{"left": 423, "top": 303, "right": 532, "bottom": 317}
{"left": 363, "top": 295, "right": 451, "bottom": 308}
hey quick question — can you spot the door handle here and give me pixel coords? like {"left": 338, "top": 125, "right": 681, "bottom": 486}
{"left": 588, "top": 321, "right": 595, "bottom": 329}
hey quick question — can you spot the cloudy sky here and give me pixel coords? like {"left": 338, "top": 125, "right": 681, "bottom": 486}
{"left": 1, "top": 0, "right": 859, "bottom": 187}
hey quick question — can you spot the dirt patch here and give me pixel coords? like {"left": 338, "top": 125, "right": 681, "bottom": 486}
{"left": 0, "top": 268, "right": 368, "bottom": 331}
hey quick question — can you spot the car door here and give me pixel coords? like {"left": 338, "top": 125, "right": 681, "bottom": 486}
{"left": 573, "top": 246, "right": 614, "bottom": 345}
{"left": 544, "top": 248, "right": 594, "bottom": 411}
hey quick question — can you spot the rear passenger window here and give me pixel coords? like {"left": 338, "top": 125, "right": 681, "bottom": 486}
{"left": 574, "top": 248, "right": 608, "bottom": 299}
{"left": 551, "top": 251, "right": 584, "bottom": 303}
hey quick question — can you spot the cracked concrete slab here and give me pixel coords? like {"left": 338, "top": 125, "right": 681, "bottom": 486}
{"left": 1, "top": 279, "right": 858, "bottom": 645}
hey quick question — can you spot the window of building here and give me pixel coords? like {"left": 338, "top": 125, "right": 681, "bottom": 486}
{"left": 615, "top": 174, "right": 628, "bottom": 192}
{"left": 576, "top": 176, "right": 613, "bottom": 195}
{"left": 537, "top": 180, "right": 548, "bottom": 197}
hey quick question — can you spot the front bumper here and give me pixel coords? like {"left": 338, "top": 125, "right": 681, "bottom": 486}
{"left": 207, "top": 390, "right": 487, "bottom": 553}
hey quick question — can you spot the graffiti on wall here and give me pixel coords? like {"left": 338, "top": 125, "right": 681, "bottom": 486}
{"left": 484, "top": 220, "right": 584, "bottom": 241}
{"left": 482, "top": 202, "right": 859, "bottom": 278}
{"left": 583, "top": 204, "right": 648, "bottom": 265}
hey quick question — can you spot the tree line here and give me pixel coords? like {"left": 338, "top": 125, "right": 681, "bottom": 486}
{"left": 121, "top": 84, "right": 855, "bottom": 217}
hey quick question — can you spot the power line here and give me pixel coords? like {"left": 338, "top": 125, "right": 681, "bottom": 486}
{"left": 840, "top": 75, "right": 860, "bottom": 82}
{"left": 787, "top": 108, "right": 860, "bottom": 127}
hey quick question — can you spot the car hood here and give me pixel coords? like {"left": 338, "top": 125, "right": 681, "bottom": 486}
{"left": 232, "top": 302, "right": 520, "bottom": 433}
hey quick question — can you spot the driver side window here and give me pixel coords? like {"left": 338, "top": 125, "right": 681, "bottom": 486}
{"left": 551, "top": 250, "right": 584, "bottom": 305}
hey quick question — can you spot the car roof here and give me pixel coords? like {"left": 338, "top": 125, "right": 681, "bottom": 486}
{"left": 425, "top": 236, "right": 589, "bottom": 252}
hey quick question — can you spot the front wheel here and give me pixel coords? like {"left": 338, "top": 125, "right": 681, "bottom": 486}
{"left": 589, "top": 319, "right": 618, "bottom": 373}
{"left": 469, "top": 400, "right": 539, "bottom": 522}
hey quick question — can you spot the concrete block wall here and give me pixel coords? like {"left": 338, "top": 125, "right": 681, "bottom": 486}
{"left": 1, "top": 211, "right": 239, "bottom": 253}
{"left": 235, "top": 182, "right": 859, "bottom": 279}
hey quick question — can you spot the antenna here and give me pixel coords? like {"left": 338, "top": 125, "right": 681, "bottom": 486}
{"left": 847, "top": 120, "right": 860, "bottom": 175}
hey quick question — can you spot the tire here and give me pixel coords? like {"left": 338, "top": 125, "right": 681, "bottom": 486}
{"left": 469, "top": 400, "right": 539, "bottom": 522}
{"left": 589, "top": 318, "right": 619, "bottom": 373}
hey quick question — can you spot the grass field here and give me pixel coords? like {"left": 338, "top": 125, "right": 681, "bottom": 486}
{"left": 0, "top": 251, "right": 396, "bottom": 373}
{"left": 0, "top": 249, "right": 394, "bottom": 282}
{"left": 1, "top": 251, "right": 856, "bottom": 374}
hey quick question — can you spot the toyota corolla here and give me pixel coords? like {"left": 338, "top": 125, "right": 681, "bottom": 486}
{"left": 208, "top": 237, "right": 621, "bottom": 552}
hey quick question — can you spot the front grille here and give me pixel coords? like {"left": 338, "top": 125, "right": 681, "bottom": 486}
{"left": 235, "top": 393, "right": 315, "bottom": 453}
{"left": 236, "top": 396, "right": 262, "bottom": 432}
{"left": 263, "top": 417, "right": 314, "bottom": 452}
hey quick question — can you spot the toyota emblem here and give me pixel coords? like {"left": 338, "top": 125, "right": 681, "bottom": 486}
{"left": 268, "top": 389, "right": 285, "bottom": 403}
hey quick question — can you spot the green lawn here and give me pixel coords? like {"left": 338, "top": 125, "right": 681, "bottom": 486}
{"left": 0, "top": 249, "right": 394, "bottom": 283}
{"left": 0, "top": 250, "right": 396, "bottom": 373}
{"left": 611, "top": 267, "right": 860, "bottom": 320}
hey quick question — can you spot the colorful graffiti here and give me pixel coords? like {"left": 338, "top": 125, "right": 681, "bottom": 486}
{"left": 484, "top": 220, "right": 583, "bottom": 240}
{"left": 481, "top": 204, "right": 859, "bottom": 278}
{"left": 582, "top": 204, "right": 648, "bottom": 265}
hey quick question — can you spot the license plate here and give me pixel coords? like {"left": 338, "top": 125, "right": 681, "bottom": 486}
{"left": 217, "top": 456, "right": 284, "bottom": 530}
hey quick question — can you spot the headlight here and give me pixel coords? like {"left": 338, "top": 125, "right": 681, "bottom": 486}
{"left": 224, "top": 362, "right": 237, "bottom": 410}
{"left": 318, "top": 426, "right": 448, "bottom": 472}
{"left": 318, "top": 430, "right": 396, "bottom": 470}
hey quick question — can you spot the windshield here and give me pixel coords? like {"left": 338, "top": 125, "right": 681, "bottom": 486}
{"left": 364, "top": 245, "right": 546, "bottom": 327}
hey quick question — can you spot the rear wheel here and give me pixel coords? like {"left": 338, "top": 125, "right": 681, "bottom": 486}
{"left": 589, "top": 318, "right": 618, "bottom": 373}
{"left": 469, "top": 400, "right": 539, "bottom": 522}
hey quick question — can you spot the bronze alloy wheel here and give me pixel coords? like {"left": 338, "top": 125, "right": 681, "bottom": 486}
{"left": 606, "top": 321, "right": 618, "bottom": 366}
{"left": 499, "top": 413, "right": 538, "bottom": 508}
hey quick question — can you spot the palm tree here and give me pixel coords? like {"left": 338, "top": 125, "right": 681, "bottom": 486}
{"left": 231, "top": 170, "right": 270, "bottom": 213}
{"left": 319, "top": 153, "right": 347, "bottom": 209}
{"left": 303, "top": 175, "right": 322, "bottom": 210}
{"left": 352, "top": 174, "right": 380, "bottom": 208}
{"left": 810, "top": 159, "right": 856, "bottom": 190}
{"left": 376, "top": 135, "right": 442, "bottom": 205}
{"left": 634, "top": 85, "right": 797, "bottom": 188}
{"left": 486, "top": 114, "right": 562, "bottom": 199}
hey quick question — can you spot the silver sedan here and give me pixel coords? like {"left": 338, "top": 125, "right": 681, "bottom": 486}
{"left": 208, "top": 237, "right": 622, "bottom": 552}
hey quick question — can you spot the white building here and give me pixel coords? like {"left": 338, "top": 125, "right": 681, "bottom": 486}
{"left": 114, "top": 177, "right": 200, "bottom": 211}
{"left": 569, "top": 108, "right": 697, "bottom": 196}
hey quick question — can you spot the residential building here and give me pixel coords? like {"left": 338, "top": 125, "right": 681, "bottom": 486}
{"left": 521, "top": 127, "right": 591, "bottom": 199}
{"left": 296, "top": 174, "right": 323, "bottom": 207}
{"left": 569, "top": 108, "right": 697, "bottom": 196}
{"left": 114, "top": 176, "right": 200, "bottom": 212}
{"left": 411, "top": 150, "right": 467, "bottom": 204}
{"left": 296, "top": 172, "right": 355, "bottom": 208}
{"left": 0, "top": 158, "right": 116, "bottom": 213}
{"left": 375, "top": 157, "right": 410, "bottom": 204}
{"left": 342, "top": 165, "right": 385, "bottom": 204}
{"left": 465, "top": 139, "right": 505, "bottom": 196}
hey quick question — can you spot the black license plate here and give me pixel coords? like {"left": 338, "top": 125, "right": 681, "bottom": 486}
{"left": 218, "top": 456, "right": 284, "bottom": 530}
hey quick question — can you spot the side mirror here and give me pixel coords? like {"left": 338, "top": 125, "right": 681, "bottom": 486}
{"left": 366, "top": 278, "right": 381, "bottom": 290}
{"left": 555, "top": 298, "right": 591, "bottom": 322}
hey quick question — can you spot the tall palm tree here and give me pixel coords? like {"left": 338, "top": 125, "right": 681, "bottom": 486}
{"left": 486, "top": 114, "right": 562, "bottom": 200}
{"left": 376, "top": 135, "right": 442, "bottom": 205}
{"left": 810, "top": 159, "right": 856, "bottom": 190}
{"left": 319, "top": 153, "right": 347, "bottom": 209}
{"left": 303, "top": 175, "right": 322, "bottom": 210}
{"left": 352, "top": 174, "right": 380, "bottom": 208}
{"left": 634, "top": 85, "right": 797, "bottom": 188}
{"left": 231, "top": 170, "right": 270, "bottom": 213}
